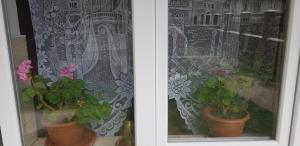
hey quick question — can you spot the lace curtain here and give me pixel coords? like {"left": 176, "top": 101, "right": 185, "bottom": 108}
{"left": 28, "top": 0, "right": 133, "bottom": 136}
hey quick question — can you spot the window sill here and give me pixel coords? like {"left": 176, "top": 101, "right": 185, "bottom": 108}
{"left": 32, "top": 136, "right": 123, "bottom": 146}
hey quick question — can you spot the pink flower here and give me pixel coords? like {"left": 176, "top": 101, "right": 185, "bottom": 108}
{"left": 17, "top": 60, "right": 33, "bottom": 81}
{"left": 60, "top": 64, "right": 76, "bottom": 79}
{"left": 215, "top": 69, "right": 225, "bottom": 76}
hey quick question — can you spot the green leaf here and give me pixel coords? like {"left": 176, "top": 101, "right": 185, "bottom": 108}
{"left": 225, "top": 79, "right": 238, "bottom": 93}
{"left": 76, "top": 102, "right": 112, "bottom": 124}
{"left": 233, "top": 105, "right": 240, "bottom": 113}
{"left": 223, "top": 89, "right": 235, "bottom": 99}
{"left": 21, "top": 88, "right": 36, "bottom": 102}
{"left": 222, "top": 95, "right": 232, "bottom": 106}
{"left": 33, "top": 75, "right": 51, "bottom": 83}
{"left": 207, "top": 78, "right": 217, "bottom": 88}
{"left": 33, "top": 82, "right": 46, "bottom": 90}
{"left": 36, "top": 103, "right": 43, "bottom": 109}
{"left": 218, "top": 77, "right": 225, "bottom": 84}
{"left": 45, "top": 91, "right": 60, "bottom": 105}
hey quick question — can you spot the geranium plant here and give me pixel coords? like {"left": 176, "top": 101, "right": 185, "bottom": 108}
{"left": 17, "top": 60, "right": 112, "bottom": 124}
{"left": 194, "top": 70, "right": 253, "bottom": 119}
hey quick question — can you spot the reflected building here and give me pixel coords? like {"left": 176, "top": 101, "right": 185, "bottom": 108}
{"left": 169, "top": 0, "right": 226, "bottom": 26}
{"left": 227, "top": 0, "right": 284, "bottom": 14}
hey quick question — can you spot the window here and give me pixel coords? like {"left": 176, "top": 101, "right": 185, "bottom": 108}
{"left": 206, "top": 12, "right": 211, "bottom": 25}
{"left": 254, "top": 2, "right": 262, "bottom": 11}
{"left": 69, "top": 2, "right": 78, "bottom": 8}
{"left": 243, "top": 0, "right": 248, "bottom": 11}
{"left": 0, "top": 0, "right": 136, "bottom": 146}
{"left": 201, "top": 14, "right": 204, "bottom": 24}
{"left": 0, "top": 0, "right": 300, "bottom": 146}
{"left": 69, "top": 0, "right": 78, "bottom": 9}
{"left": 213, "top": 15, "right": 219, "bottom": 25}
{"left": 165, "top": 0, "right": 300, "bottom": 144}
{"left": 194, "top": 16, "right": 198, "bottom": 25}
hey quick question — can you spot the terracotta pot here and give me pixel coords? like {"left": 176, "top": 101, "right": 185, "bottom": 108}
{"left": 203, "top": 107, "right": 250, "bottom": 137}
{"left": 43, "top": 120, "right": 85, "bottom": 146}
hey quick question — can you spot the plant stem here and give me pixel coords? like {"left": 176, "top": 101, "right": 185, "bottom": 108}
{"left": 30, "top": 80, "right": 56, "bottom": 111}
{"left": 59, "top": 96, "right": 64, "bottom": 110}
{"left": 35, "top": 91, "right": 56, "bottom": 111}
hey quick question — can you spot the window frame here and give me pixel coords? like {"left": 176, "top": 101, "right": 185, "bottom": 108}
{"left": 0, "top": 0, "right": 299, "bottom": 146}
{"left": 290, "top": 63, "right": 300, "bottom": 146}
{"left": 0, "top": 0, "right": 157, "bottom": 146}
{"left": 0, "top": 0, "right": 23, "bottom": 145}
{"left": 155, "top": 0, "right": 300, "bottom": 146}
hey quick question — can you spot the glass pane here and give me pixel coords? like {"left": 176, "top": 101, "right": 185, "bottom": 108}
{"left": 4, "top": 0, "right": 135, "bottom": 146}
{"left": 168, "top": 0, "right": 288, "bottom": 140}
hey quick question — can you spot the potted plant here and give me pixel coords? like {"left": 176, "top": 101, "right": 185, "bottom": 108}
{"left": 17, "top": 60, "right": 112, "bottom": 146}
{"left": 194, "top": 70, "right": 252, "bottom": 137}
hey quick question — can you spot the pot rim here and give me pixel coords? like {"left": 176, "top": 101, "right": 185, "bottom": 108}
{"left": 203, "top": 106, "right": 250, "bottom": 123}
{"left": 43, "top": 119, "right": 79, "bottom": 128}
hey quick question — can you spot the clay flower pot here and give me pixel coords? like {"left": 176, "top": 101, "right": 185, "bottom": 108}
{"left": 43, "top": 120, "right": 96, "bottom": 146}
{"left": 203, "top": 106, "right": 250, "bottom": 137}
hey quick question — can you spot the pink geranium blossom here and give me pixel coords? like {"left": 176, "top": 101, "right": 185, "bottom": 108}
{"left": 215, "top": 69, "right": 226, "bottom": 76}
{"left": 60, "top": 64, "right": 76, "bottom": 79}
{"left": 17, "top": 60, "right": 33, "bottom": 81}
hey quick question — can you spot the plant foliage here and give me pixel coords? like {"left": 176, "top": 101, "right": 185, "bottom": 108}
{"left": 22, "top": 75, "right": 112, "bottom": 124}
{"left": 21, "top": 75, "right": 112, "bottom": 125}
{"left": 194, "top": 74, "right": 252, "bottom": 119}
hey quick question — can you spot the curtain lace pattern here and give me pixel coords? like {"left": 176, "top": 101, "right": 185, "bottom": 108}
{"left": 28, "top": 0, "right": 133, "bottom": 136}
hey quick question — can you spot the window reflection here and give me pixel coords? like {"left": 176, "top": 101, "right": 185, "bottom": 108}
{"left": 168, "top": 0, "right": 287, "bottom": 139}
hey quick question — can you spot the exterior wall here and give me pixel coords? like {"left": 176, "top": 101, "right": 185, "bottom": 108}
{"left": 191, "top": 0, "right": 225, "bottom": 26}
{"left": 168, "top": 0, "right": 284, "bottom": 68}
{"left": 169, "top": 0, "right": 226, "bottom": 26}
{"left": 229, "top": 0, "right": 283, "bottom": 14}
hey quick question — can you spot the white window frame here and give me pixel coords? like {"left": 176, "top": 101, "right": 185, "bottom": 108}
{"left": 290, "top": 63, "right": 300, "bottom": 146}
{"left": 0, "top": 0, "right": 157, "bottom": 146}
{"left": 0, "top": 0, "right": 300, "bottom": 146}
{"left": 0, "top": 0, "right": 23, "bottom": 145}
{"left": 155, "top": 0, "right": 300, "bottom": 146}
